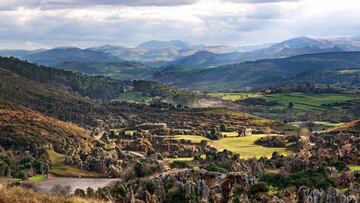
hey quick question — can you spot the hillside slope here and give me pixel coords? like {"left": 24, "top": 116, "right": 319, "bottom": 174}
{"left": 0, "top": 99, "right": 93, "bottom": 154}
{"left": 154, "top": 52, "right": 360, "bottom": 91}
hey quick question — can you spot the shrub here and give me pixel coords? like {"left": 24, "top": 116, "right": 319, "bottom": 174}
{"left": 74, "top": 189, "right": 86, "bottom": 197}
{"left": 249, "top": 182, "right": 268, "bottom": 197}
{"left": 143, "top": 180, "right": 156, "bottom": 194}
{"left": 330, "top": 160, "right": 347, "bottom": 171}
{"left": 204, "top": 163, "right": 228, "bottom": 173}
{"left": 111, "top": 181, "right": 127, "bottom": 198}
{"left": 260, "top": 168, "right": 335, "bottom": 190}
{"left": 169, "top": 161, "right": 190, "bottom": 169}
{"left": 14, "top": 170, "right": 27, "bottom": 180}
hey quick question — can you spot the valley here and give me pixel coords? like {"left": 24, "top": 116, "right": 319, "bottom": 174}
{"left": 1, "top": 39, "right": 360, "bottom": 203}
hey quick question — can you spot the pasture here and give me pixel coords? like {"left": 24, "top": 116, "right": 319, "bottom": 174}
{"left": 208, "top": 92, "right": 261, "bottom": 101}
{"left": 349, "top": 165, "right": 360, "bottom": 171}
{"left": 47, "top": 150, "right": 102, "bottom": 178}
{"left": 264, "top": 92, "right": 359, "bottom": 112}
{"left": 173, "top": 134, "right": 294, "bottom": 159}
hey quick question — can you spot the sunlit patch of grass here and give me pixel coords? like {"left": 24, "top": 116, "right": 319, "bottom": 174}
{"left": 28, "top": 175, "right": 47, "bottom": 182}
{"left": 0, "top": 185, "right": 108, "bottom": 203}
{"left": 47, "top": 150, "right": 103, "bottom": 178}
{"left": 207, "top": 92, "right": 261, "bottom": 101}
{"left": 173, "top": 134, "right": 294, "bottom": 159}
{"left": 265, "top": 92, "right": 360, "bottom": 112}
{"left": 173, "top": 135, "right": 209, "bottom": 143}
{"left": 348, "top": 165, "right": 360, "bottom": 171}
{"left": 221, "top": 132, "right": 239, "bottom": 137}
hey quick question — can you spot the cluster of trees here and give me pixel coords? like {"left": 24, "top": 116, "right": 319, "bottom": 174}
{"left": 0, "top": 57, "right": 132, "bottom": 100}
{"left": 0, "top": 152, "right": 49, "bottom": 180}
{"left": 133, "top": 80, "right": 198, "bottom": 106}
{"left": 263, "top": 83, "right": 339, "bottom": 94}
{"left": 260, "top": 167, "right": 335, "bottom": 190}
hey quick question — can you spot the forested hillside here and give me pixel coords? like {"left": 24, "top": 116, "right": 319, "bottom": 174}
{"left": 154, "top": 52, "right": 360, "bottom": 91}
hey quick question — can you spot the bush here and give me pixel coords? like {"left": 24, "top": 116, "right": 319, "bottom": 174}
{"left": 330, "top": 160, "right": 347, "bottom": 171}
{"left": 249, "top": 182, "right": 268, "bottom": 197}
{"left": 204, "top": 163, "right": 228, "bottom": 173}
{"left": 74, "top": 189, "right": 86, "bottom": 197}
{"left": 14, "top": 170, "right": 27, "bottom": 180}
{"left": 169, "top": 161, "right": 190, "bottom": 169}
{"left": 111, "top": 181, "right": 127, "bottom": 198}
{"left": 143, "top": 180, "right": 156, "bottom": 194}
{"left": 133, "top": 162, "right": 161, "bottom": 177}
{"left": 260, "top": 168, "right": 335, "bottom": 189}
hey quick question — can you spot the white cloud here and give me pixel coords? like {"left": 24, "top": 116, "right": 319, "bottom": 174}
{"left": 0, "top": 0, "right": 359, "bottom": 49}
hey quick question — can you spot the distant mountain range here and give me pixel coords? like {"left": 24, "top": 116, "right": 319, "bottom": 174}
{"left": 1, "top": 36, "right": 360, "bottom": 69}
{"left": 154, "top": 51, "right": 360, "bottom": 91}
{"left": 1, "top": 36, "right": 360, "bottom": 91}
{"left": 169, "top": 36, "right": 360, "bottom": 68}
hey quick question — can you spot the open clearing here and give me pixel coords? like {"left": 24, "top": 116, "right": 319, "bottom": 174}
{"left": 349, "top": 165, "right": 360, "bottom": 171}
{"left": 264, "top": 92, "right": 360, "bottom": 112}
{"left": 47, "top": 150, "right": 103, "bottom": 178}
{"left": 290, "top": 121, "right": 345, "bottom": 131}
{"left": 174, "top": 134, "right": 294, "bottom": 159}
{"left": 208, "top": 92, "right": 261, "bottom": 101}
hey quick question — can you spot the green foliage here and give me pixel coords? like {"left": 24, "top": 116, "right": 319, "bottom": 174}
{"left": 249, "top": 182, "right": 269, "bottom": 197}
{"left": 14, "top": 170, "right": 27, "bottom": 180}
{"left": 133, "top": 162, "right": 161, "bottom": 178}
{"left": 0, "top": 56, "right": 131, "bottom": 100}
{"left": 260, "top": 168, "right": 335, "bottom": 189}
{"left": 169, "top": 161, "right": 191, "bottom": 169}
{"left": 133, "top": 80, "right": 197, "bottom": 106}
{"left": 111, "top": 181, "right": 128, "bottom": 198}
{"left": 220, "top": 123, "right": 227, "bottom": 132}
{"left": 74, "top": 189, "right": 86, "bottom": 198}
{"left": 330, "top": 160, "right": 347, "bottom": 171}
{"left": 143, "top": 180, "right": 156, "bottom": 195}
{"left": 204, "top": 163, "right": 228, "bottom": 173}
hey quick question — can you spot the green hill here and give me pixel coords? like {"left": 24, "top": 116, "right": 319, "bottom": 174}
{"left": 154, "top": 52, "right": 360, "bottom": 91}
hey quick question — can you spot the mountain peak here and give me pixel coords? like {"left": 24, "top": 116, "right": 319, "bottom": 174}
{"left": 136, "top": 40, "right": 190, "bottom": 49}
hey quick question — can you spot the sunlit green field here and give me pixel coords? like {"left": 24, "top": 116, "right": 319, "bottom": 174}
{"left": 173, "top": 134, "right": 294, "bottom": 159}
{"left": 264, "top": 92, "right": 359, "bottom": 112}
{"left": 348, "top": 165, "right": 360, "bottom": 171}
{"left": 47, "top": 150, "right": 103, "bottom": 178}
{"left": 208, "top": 92, "right": 261, "bottom": 101}
{"left": 290, "top": 121, "right": 345, "bottom": 131}
{"left": 221, "top": 132, "right": 239, "bottom": 137}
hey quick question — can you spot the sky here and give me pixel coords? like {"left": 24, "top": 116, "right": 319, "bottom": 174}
{"left": 0, "top": 0, "right": 360, "bottom": 49}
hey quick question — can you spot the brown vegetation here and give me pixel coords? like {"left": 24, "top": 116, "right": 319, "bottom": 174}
{"left": 0, "top": 185, "right": 108, "bottom": 203}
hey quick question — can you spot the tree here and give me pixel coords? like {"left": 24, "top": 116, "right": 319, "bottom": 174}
{"left": 111, "top": 181, "right": 128, "bottom": 198}
{"left": 288, "top": 102, "right": 294, "bottom": 109}
{"left": 220, "top": 124, "right": 227, "bottom": 132}
{"left": 74, "top": 189, "right": 86, "bottom": 197}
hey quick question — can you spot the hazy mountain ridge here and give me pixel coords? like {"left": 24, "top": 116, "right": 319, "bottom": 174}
{"left": 169, "top": 36, "right": 360, "bottom": 68}
{"left": 154, "top": 51, "right": 360, "bottom": 91}
{"left": 2, "top": 36, "right": 360, "bottom": 69}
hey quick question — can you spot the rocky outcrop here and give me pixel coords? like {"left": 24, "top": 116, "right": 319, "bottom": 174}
{"left": 298, "top": 187, "right": 358, "bottom": 203}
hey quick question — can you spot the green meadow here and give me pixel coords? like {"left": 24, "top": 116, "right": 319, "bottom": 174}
{"left": 264, "top": 92, "right": 359, "bottom": 112}
{"left": 47, "top": 150, "right": 103, "bottom": 178}
{"left": 173, "top": 134, "right": 294, "bottom": 159}
{"left": 208, "top": 92, "right": 261, "bottom": 101}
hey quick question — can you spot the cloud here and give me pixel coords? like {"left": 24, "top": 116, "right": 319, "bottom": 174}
{"left": 223, "top": 0, "right": 301, "bottom": 3}
{"left": 0, "top": 0, "right": 200, "bottom": 10}
{"left": 0, "top": 0, "right": 360, "bottom": 49}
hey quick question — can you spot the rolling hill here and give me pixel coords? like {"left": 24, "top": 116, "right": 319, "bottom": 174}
{"left": 0, "top": 99, "right": 94, "bottom": 154}
{"left": 21, "top": 47, "right": 118, "bottom": 67}
{"left": 169, "top": 36, "right": 358, "bottom": 68}
{"left": 154, "top": 52, "right": 360, "bottom": 91}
